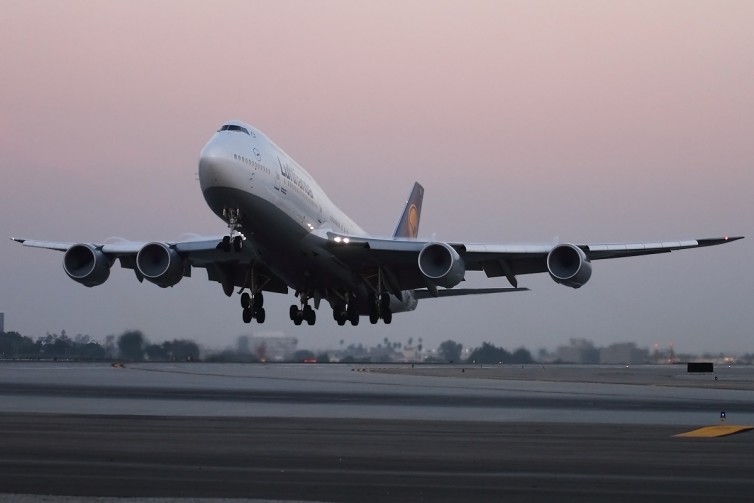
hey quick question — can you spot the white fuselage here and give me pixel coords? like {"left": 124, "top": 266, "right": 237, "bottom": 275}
{"left": 197, "top": 120, "right": 417, "bottom": 314}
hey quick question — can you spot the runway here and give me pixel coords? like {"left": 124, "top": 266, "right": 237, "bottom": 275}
{"left": 1, "top": 362, "right": 753, "bottom": 502}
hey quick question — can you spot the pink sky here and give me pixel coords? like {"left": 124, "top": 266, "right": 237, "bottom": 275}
{"left": 1, "top": 1, "right": 752, "bottom": 353}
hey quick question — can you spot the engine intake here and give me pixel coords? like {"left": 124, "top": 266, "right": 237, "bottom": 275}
{"left": 418, "top": 242, "right": 465, "bottom": 288}
{"left": 63, "top": 244, "right": 112, "bottom": 287}
{"left": 547, "top": 244, "right": 592, "bottom": 289}
{"left": 136, "top": 242, "right": 185, "bottom": 288}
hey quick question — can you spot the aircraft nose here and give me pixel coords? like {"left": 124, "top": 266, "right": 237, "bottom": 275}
{"left": 198, "top": 139, "right": 231, "bottom": 191}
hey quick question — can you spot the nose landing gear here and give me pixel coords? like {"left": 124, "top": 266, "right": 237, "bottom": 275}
{"left": 221, "top": 208, "right": 244, "bottom": 252}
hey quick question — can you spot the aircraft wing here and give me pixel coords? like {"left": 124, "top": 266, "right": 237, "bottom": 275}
{"left": 412, "top": 287, "right": 529, "bottom": 299}
{"left": 10, "top": 236, "right": 288, "bottom": 295}
{"left": 325, "top": 232, "right": 743, "bottom": 292}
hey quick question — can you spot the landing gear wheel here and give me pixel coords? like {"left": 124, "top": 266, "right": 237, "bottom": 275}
{"left": 240, "top": 292, "right": 251, "bottom": 308}
{"left": 255, "top": 307, "right": 266, "bottom": 324}
{"left": 253, "top": 292, "right": 264, "bottom": 309}
{"left": 233, "top": 235, "right": 243, "bottom": 252}
{"left": 242, "top": 307, "right": 252, "bottom": 324}
{"left": 222, "top": 235, "right": 231, "bottom": 252}
{"left": 380, "top": 293, "right": 390, "bottom": 311}
{"left": 369, "top": 311, "right": 379, "bottom": 324}
{"left": 304, "top": 307, "right": 316, "bottom": 326}
{"left": 289, "top": 305, "right": 299, "bottom": 321}
{"left": 383, "top": 309, "right": 393, "bottom": 324}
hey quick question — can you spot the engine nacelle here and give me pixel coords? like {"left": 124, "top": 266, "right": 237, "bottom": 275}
{"left": 136, "top": 242, "right": 185, "bottom": 288}
{"left": 418, "top": 242, "right": 465, "bottom": 288}
{"left": 547, "top": 243, "right": 592, "bottom": 289}
{"left": 63, "top": 244, "right": 112, "bottom": 287}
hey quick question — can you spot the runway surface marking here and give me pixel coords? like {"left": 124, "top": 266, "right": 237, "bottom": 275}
{"left": 675, "top": 425, "right": 754, "bottom": 437}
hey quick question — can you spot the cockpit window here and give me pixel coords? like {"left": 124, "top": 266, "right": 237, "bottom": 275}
{"left": 218, "top": 124, "right": 250, "bottom": 135}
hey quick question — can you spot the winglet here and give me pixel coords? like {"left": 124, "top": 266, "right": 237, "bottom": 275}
{"left": 392, "top": 182, "right": 424, "bottom": 239}
{"left": 697, "top": 236, "right": 744, "bottom": 247}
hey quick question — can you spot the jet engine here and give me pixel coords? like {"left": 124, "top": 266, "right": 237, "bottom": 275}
{"left": 547, "top": 244, "right": 592, "bottom": 288}
{"left": 136, "top": 242, "right": 185, "bottom": 287}
{"left": 63, "top": 244, "right": 112, "bottom": 287}
{"left": 418, "top": 242, "right": 465, "bottom": 288}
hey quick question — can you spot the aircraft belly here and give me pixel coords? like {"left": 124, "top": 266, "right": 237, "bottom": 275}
{"left": 203, "top": 186, "right": 360, "bottom": 295}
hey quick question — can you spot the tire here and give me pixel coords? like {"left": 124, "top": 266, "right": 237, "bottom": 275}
{"left": 253, "top": 292, "right": 264, "bottom": 309}
{"left": 242, "top": 307, "right": 252, "bottom": 324}
{"left": 233, "top": 235, "right": 243, "bottom": 252}
{"left": 240, "top": 292, "right": 251, "bottom": 308}
{"left": 255, "top": 307, "right": 266, "bottom": 324}
{"left": 380, "top": 293, "right": 390, "bottom": 311}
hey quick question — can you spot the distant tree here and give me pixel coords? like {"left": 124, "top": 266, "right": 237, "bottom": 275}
{"left": 79, "top": 342, "right": 106, "bottom": 360}
{"left": 0, "top": 331, "right": 36, "bottom": 359}
{"left": 467, "top": 342, "right": 511, "bottom": 364}
{"left": 316, "top": 352, "right": 330, "bottom": 363}
{"left": 169, "top": 339, "right": 200, "bottom": 361}
{"left": 118, "top": 330, "right": 147, "bottom": 361}
{"left": 103, "top": 335, "right": 118, "bottom": 359}
{"left": 511, "top": 347, "right": 534, "bottom": 364}
{"left": 438, "top": 340, "right": 463, "bottom": 363}
{"left": 145, "top": 343, "right": 169, "bottom": 361}
{"left": 38, "top": 331, "right": 73, "bottom": 359}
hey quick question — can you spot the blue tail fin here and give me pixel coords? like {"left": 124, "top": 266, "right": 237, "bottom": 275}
{"left": 392, "top": 182, "right": 424, "bottom": 239}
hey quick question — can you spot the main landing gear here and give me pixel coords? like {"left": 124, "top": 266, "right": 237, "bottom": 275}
{"left": 241, "top": 291, "right": 265, "bottom": 324}
{"left": 290, "top": 303, "right": 316, "bottom": 326}
{"left": 368, "top": 293, "right": 392, "bottom": 325}
{"left": 332, "top": 300, "right": 360, "bottom": 327}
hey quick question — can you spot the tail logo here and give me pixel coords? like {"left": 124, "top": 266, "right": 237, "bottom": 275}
{"left": 407, "top": 204, "right": 419, "bottom": 238}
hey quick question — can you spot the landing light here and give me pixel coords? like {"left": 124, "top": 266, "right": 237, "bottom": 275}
{"left": 334, "top": 236, "right": 342, "bottom": 243}
{"left": 343, "top": 238, "right": 350, "bottom": 244}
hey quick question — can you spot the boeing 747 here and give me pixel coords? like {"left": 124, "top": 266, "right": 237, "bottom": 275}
{"left": 12, "top": 120, "right": 743, "bottom": 326}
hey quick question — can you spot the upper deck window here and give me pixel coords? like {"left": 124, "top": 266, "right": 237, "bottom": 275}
{"left": 218, "top": 124, "right": 250, "bottom": 135}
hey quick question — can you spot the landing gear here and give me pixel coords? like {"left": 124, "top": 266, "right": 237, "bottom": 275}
{"left": 290, "top": 295, "right": 316, "bottom": 326}
{"left": 221, "top": 208, "right": 244, "bottom": 252}
{"left": 240, "top": 291, "right": 265, "bottom": 324}
{"left": 346, "top": 300, "right": 359, "bottom": 326}
{"left": 367, "top": 292, "right": 392, "bottom": 325}
{"left": 332, "top": 298, "right": 360, "bottom": 326}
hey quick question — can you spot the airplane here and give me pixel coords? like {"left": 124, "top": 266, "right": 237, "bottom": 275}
{"left": 12, "top": 120, "right": 743, "bottom": 327}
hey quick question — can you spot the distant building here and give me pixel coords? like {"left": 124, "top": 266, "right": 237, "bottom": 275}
{"left": 0, "top": 312, "right": 4, "bottom": 333}
{"left": 600, "top": 343, "right": 648, "bottom": 365}
{"left": 246, "top": 332, "right": 298, "bottom": 361}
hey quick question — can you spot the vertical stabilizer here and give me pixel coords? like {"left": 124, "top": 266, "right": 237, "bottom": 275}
{"left": 392, "top": 182, "right": 424, "bottom": 239}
